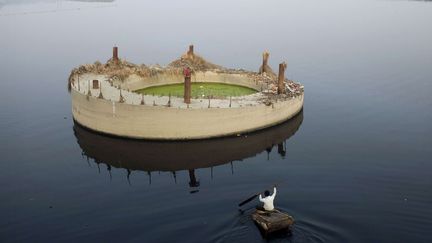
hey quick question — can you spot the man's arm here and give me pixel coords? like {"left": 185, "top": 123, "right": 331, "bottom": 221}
{"left": 259, "top": 194, "right": 264, "bottom": 202}
{"left": 271, "top": 186, "right": 277, "bottom": 199}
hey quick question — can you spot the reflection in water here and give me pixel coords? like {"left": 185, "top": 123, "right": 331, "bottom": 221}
{"left": 73, "top": 111, "right": 303, "bottom": 191}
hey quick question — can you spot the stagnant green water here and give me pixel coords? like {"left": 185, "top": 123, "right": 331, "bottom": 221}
{"left": 136, "top": 82, "right": 257, "bottom": 98}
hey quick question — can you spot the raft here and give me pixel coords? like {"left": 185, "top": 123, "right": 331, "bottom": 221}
{"left": 252, "top": 209, "right": 294, "bottom": 235}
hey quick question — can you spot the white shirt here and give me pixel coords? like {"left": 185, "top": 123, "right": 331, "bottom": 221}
{"left": 259, "top": 187, "right": 277, "bottom": 211}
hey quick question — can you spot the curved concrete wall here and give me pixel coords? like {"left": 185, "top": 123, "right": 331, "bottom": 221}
{"left": 119, "top": 71, "right": 262, "bottom": 91}
{"left": 71, "top": 89, "right": 304, "bottom": 140}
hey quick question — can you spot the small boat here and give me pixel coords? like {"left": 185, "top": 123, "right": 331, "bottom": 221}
{"left": 252, "top": 209, "right": 294, "bottom": 235}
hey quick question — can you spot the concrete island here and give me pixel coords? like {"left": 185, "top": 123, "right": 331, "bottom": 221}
{"left": 68, "top": 45, "right": 304, "bottom": 140}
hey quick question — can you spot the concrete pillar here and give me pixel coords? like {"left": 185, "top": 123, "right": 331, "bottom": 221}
{"left": 113, "top": 46, "right": 119, "bottom": 61}
{"left": 188, "top": 45, "right": 194, "bottom": 56}
{"left": 119, "top": 89, "right": 125, "bottom": 103}
{"left": 98, "top": 82, "right": 103, "bottom": 99}
{"left": 183, "top": 67, "right": 192, "bottom": 104}
{"left": 278, "top": 62, "right": 287, "bottom": 94}
{"left": 141, "top": 94, "right": 145, "bottom": 105}
{"left": 262, "top": 51, "right": 270, "bottom": 73}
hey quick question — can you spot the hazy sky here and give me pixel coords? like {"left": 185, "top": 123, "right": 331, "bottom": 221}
{"left": 0, "top": 0, "right": 115, "bottom": 5}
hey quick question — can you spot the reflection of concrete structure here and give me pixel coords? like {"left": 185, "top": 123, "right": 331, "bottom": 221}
{"left": 69, "top": 46, "right": 304, "bottom": 140}
{"left": 74, "top": 111, "right": 303, "bottom": 188}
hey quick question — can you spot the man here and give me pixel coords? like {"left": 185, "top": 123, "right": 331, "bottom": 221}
{"left": 258, "top": 185, "right": 277, "bottom": 211}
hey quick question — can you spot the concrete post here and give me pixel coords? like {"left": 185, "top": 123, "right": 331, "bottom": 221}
{"left": 113, "top": 46, "right": 119, "bottom": 62}
{"left": 98, "top": 82, "right": 103, "bottom": 99}
{"left": 183, "top": 67, "right": 192, "bottom": 104}
{"left": 188, "top": 45, "right": 194, "bottom": 56}
{"left": 262, "top": 51, "right": 270, "bottom": 73}
{"left": 141, "top": 94, "right": 145, "bottom": 105}
{"left": 278, "top": 62, "right": 287, "bottom": 94}
{"left": 119, "top": 89, "right": 124, "bottom": 103}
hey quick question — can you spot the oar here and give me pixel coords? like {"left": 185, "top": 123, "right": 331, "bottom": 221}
{"left": 238, "top": 184, "right": 279, "bottom": 207}
{"left": 238, "top": 193, "right": 260, "bottom": 207}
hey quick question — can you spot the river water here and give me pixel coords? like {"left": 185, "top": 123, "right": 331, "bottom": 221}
{"left": 1, "top": 0, "right": 431, "bottom": 242}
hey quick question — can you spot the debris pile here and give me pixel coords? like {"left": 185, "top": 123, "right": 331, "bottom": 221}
{"left": 168, "top": 45, "right": 222, "bottom": 71}
{"left": 286, "top": 81, "right": 304, "bottom": 96}
{"left": 69, "top": 58, "right": 184, "bottom": 90}
{"left": 251, "top": 76, "right": 303, "bottom": 97}
{"left": 68, "top": 45, "right": 304, "bottom": 100}
{"left": 248, "top": 72, "right": 275, "bottom": 85}
{"left": 69, "top": 58, "right": 149, "bottom": 81}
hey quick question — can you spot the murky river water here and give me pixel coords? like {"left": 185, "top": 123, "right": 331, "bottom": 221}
{"left": 1, "top": 0, "right": 431, "bottom": 242}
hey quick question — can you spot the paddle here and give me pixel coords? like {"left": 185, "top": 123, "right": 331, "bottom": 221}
{"left": 238, "top": 193, "right": 260, "bottom": 207}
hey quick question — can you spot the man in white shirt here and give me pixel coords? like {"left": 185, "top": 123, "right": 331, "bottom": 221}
{"left": 258, "top": 185, "right": 277, "bottom": 211}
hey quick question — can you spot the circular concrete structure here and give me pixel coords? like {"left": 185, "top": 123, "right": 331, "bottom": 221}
{"left": 69, "top": 48, "right": 304, "bottom": 140}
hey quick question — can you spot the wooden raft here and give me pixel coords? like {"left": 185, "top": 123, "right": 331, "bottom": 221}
{"left": 252, "top": 209, "right": 294, "bottom": 235}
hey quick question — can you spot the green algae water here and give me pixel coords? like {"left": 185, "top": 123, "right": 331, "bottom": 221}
{"left": 136, "top": 82, "right": 257, "bottom": 98}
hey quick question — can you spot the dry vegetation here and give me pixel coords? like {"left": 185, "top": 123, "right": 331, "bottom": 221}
{"left": 68, "top": 58, "right": 183, "bottom": 90}
{"left": 168, "top": 51, "right": 222, "bottom": 71}
{"left": 68, "top": 49, "right": 304, "bottom": 97}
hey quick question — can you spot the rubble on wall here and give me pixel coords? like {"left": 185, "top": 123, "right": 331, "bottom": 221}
{"left": 68, "top": 46, "right": 304, "bottom": 102}
{"left": 168, "top": 45, "right": 222, "bottom": 71}
{"left": 168, "top": 54, "right": 222, "bottom": 71}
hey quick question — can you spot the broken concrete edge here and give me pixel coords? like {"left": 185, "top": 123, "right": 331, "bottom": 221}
{"left": 67, "top": 58, "right": 278, "bottom": 83}
{"left": 68, "top": 60, "right": 304, "bottom": 104}
{"left": 68, "top": 45, "right": 303, "bottom": 95}
{"left": 70, "top": 72, "right": 304, "bottom": 110}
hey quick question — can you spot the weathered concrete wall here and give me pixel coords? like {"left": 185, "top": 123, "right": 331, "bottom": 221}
{"left": 71, "top": 89, "right": 304, "bottom": 140}
{"left": 119, "top": 71, "right": 262, "bottom": 91}
{"left": 72, "top": 73, "right": 267, "bottom": 108}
